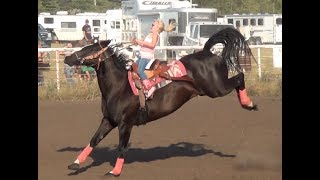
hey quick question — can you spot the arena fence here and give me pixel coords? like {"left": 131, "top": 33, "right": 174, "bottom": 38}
{"left": 38, "top": 45, "right": 282, "bottom": 91}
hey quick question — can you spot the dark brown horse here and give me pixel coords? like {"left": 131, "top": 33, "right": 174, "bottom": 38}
{"left": 64, "top": 28, "right": 258, "bottom": 176}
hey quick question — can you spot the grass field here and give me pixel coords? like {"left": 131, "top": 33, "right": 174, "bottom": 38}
{"left": 38, "top": 44, "right": 282, "bottom": 100}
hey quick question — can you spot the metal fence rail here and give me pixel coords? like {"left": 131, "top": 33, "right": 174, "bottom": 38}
{"left": 38, "top": 45, "right": 282, "bottom": 91}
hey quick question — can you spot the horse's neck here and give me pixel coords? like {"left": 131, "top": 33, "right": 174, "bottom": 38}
{"left": 97, "top": 60, "right": 128, "bottom": 96}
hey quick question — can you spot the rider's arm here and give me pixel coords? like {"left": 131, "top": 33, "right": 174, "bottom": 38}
{"left": 136, "top": 33, "right": 158, "bottom": 49}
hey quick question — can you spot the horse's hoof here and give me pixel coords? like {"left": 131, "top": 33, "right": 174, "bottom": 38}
{"left": 68, "top": 163, "right": 80, "bottom": 170}
{"left": 242, "top": 104, "right": 258, "bottom": 111}
{"left": 105, "top": 171, "right": 120, "bottom": 177}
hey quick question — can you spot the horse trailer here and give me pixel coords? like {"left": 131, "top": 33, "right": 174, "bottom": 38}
{"left": 218, "top": 13, "right": 282, "bottom": 45}
{"left": 38, "top": 10, "right": 123, "bottom": 44}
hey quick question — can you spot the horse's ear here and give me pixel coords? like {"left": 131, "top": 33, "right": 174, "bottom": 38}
{"left": 100, "top": 40, "right": 111, "bottom": 47}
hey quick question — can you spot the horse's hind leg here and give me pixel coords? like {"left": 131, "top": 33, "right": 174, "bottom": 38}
{"left": 68, "top": 117, "right": 115, "bottom": 170}
{"left": 106, "top": 123, "right": 133, "bottom": 177}
{"left": 234, "top": 73, "right": 258, "bottom": 111}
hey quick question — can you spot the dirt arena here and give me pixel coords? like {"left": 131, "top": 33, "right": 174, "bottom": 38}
{"left": 38, "top": 95, "right": 282, "bottom": 180}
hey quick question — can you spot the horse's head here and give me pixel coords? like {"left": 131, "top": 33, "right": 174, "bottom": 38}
{"left": 64, "top": 40, "right": 111, "bottom": 67}
{"left": 93, "top": 35, "right": 100, "bottom": 43}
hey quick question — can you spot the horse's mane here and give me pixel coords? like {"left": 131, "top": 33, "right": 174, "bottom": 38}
{"left": 82, "top": 40, "right": 111, "bottom": 50}
{"left": 106, "top": 44, "right": 129, "bottom": 72}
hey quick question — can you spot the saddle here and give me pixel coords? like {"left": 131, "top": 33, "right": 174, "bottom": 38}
{"left": 128, "top": 59, "right": 193, "bottom": 97}
{"left": 131, "top": 59, "right": 170, "bottom": 82}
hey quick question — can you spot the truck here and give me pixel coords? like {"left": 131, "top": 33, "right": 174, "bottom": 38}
{"left": 217, "top": 13, "right": 282, "bottom": 45}
{"left": 182, "top": 21, "right": 235, "bottom": 47}
{"left": 38, "top": 23, "right": 52, "bottom": 47}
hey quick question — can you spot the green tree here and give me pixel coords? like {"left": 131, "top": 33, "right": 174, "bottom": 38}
{"left": 42, "top": 0, "right": 60, "bottom": 14}
{"left": 58, "top": 0, "right": 72, "bottom": 11}
{"left": 70, "top": 0, "right": 95, "bottom": 12}
{"left": 38, "top": 0, "right": 45, "bottom": 13}
{"left": 94, "top": 0, "right": 121, "bottom": 12}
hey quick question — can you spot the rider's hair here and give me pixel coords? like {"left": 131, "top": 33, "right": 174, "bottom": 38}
{"left": 156, "top": 19, "right": 176, "bottom": 33}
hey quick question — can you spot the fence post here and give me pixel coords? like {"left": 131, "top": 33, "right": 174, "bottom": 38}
{"left": 257, "top": 47, "right": 261, "bottom": 79}
{"left": 55, "top": 51, "right": 60, "bottom": 92}
{"left": 273, "top": 47, "right": 282, "bottom": 68}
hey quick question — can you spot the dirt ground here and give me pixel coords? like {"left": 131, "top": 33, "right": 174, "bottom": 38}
{"left": 38, "top": 95, "right": 282, "bottom": 180}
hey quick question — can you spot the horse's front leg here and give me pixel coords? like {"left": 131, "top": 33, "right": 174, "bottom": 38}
{"left": 106, "top": 122, "right": 133, "bottom": 177}
{"left": 68, "top": 117, "right": 115, "bottom": 170}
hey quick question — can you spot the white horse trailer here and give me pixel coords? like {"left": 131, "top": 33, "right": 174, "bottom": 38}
{"left": 38, "top": 10, "right": 123, "bottom": 43}
{"left": 218, "top": 14, "right": 282, "bottom": 45}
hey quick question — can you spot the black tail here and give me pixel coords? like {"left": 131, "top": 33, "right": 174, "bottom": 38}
{"left": 203, "top": 28, "right": 254, "bottom": 72}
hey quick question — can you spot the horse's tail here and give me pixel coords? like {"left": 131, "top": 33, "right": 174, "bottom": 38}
{"left": 203, "top": 28, "right": 254, "bottom": 72}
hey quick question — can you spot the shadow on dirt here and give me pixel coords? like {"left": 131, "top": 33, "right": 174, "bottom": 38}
{"left": 57, "top": 142, "right": 235, "bottom": 175}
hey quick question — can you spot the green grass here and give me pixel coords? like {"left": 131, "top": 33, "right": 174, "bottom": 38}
{"left": 38, "top": 46, "right": 282, "bottom": 101}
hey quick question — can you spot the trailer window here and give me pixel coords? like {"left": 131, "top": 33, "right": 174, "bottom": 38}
{"left": 192, "top": 25, "right": 199, "bottom": 39}
{"left": 227, "top": 19, "right": 233, "bottom": 24}
{"left": 116, "top": 21, "right": 120, "bottom": 29}
{"left": 250, "top": 19, "right": 256, "bottom": 26}
{"left": 111, "top": 21, "right": 121, "bottom": 29}
{"left": 235, "top": 20, "right": 240, "bottom": 28}
{"left": 44, "top": 18, "right": 54, "bottom": 24}
{"left": 93, "top": 20, "right": 100, "bottom": 26}
{"left": 169, "top": 19, "right": 176, "bottom": 31}
{"left": 258, "top": 18, "right": 264, "bottom": 25}
{"left": 243, "top": 19, "right": 248, "bottom": 26}
{"left": 189, "top": 25, "right": 194, "bottom": 37}
{"left": 189, "top": 12, "right": 215, "bottom": 22}
{"left": 276, "top": 18, "right": 282, "bottom": 25}
{"left": 61, "top": 22, "right": 76, "bottom": 28}
{"left": 200, "top": 25, "right": 235, "bottom": 38}
{"left": 178, "top": 12, "right": 187, "bottom": 33}
{"left": 94, "top": 28, "right": 100, "bottom": 32}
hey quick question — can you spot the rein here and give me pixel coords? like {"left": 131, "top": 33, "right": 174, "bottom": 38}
{"left": 76, "top": 43, "right": 126, "bottom": 70}
{"left": 75, "top": 42, "right": 110, "bottom": 70}
{"left": 82, "top": 46, "right": 108, "bottom": 70}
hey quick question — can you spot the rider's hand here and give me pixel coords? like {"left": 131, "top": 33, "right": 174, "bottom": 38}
{"left": 132, "top": 38, "right": 137, "bottom": 44}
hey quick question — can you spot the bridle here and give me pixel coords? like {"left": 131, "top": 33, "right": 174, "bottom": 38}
{"left": 74, "top": 42, "right": 110, "bottom": 70}
{"left": 73, "top": 42, "right": 132, "bottom": 70}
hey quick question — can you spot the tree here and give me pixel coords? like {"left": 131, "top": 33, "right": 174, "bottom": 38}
{"left": 38, "top": 0, "right": 45, "bottom": 13}
{"left": 42, "top": 0, "right": 60, "bottom": 14}
{"left": 70, "top": 0, "right": 96, "bottom": 12}
{"left": 58, "top": 0, "right": 73, "bottom": 11}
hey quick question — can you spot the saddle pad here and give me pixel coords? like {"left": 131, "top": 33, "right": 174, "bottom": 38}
{"left": 128, "top": 60, "right": 187, "bottom": 96}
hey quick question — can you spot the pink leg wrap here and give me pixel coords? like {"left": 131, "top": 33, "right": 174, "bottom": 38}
{"left": 77, "top": 144, "right": 93, "bottom": 164}
{"left": 110, "top": 158, "right": 124, "bottom": 176}
{"left": 237, "top": 89, "right": 252, "bottom": 106}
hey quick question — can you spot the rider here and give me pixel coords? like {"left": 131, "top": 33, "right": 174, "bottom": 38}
{"left": 132, "top": 19, "right": 175, "bottom": 95}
